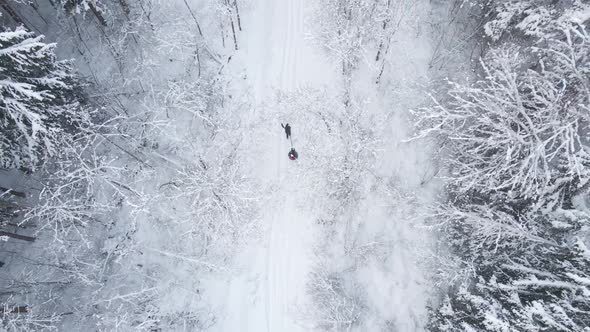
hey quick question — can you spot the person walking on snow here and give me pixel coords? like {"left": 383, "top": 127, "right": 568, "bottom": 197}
{"left": 281, "top": 123, "right": 298, "bottom": 160}
{"left": 281, "top": 123, "right": 291, "bottom": 139}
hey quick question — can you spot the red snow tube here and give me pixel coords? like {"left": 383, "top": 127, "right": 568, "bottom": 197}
{"left": 288, "top": 149, "right": 298, "bottom": 160}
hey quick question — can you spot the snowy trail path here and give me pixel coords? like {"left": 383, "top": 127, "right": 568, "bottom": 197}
{"left": 257, "top": 0, "right": 336, "bottom": 330}
{"left": 215, "top": 0, "right": 336, "bottom": 331}
{"left": 214, "top": 0, "right": 437, "bottom": 330}
{"left": 262, "top": 1, "right": 309, "bottom": 331}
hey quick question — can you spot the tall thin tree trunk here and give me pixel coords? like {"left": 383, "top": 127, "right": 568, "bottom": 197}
{"left": 5, "top": 221, "right": 36, "bottom": 229}
{"left": 138, "top": 0, "right": 154, "bottom": 31}
{"left": 118, "top": 1, "right": 139, "bottom": 46}
{"left": 220, "top": 20, "right": 226, "bottom": 48}
{"left": 233, "top": 0, "right": 242, "bottom": 31}
{"left": 0, "top": 187, "right": 25, "bottom": 198}
{"left": 118, "top": 0, "right": 130, "bottom": 15}
{"left": 375, "top": 34, "right": 391, "bottom": 85}
{"left": 0, "top": 200, "right": 22, "bottom": 210}
{"left": 88, "top": 2, "right": 107, "bottom": 26}
{"left": 31, "top": 5, "right": 49, "bottom": 25}
{"left": 375, "top": 0, "right": 391, "bottom": 62}
{"left": 196, "top": 46, "right": 201, "bottom": 77}
{"left": 93, "top": 18, "right": 124, "bottom": 75}
{"left": 0, "top": 0, "right": 31, "bottom": 30}
{"left": 0, "top": 306, "right": 28, "bottom": 314}
{"left": 182, "top": 0, "right": 203, "bottom": 36}
{"left": 72, "top": 16, "right": 93, "bottom": 56}
{"left": 0, "top": 231, "right": 35, "bottom": 242}
{"left": 230, "top": 17, "right": 238, "bottom": 50}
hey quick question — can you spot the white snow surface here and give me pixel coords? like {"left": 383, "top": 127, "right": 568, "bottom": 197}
{"left": 210, "top": 0, "right": 335, "bottom": 331}
{"left": 207, "top": 0, "right": 439, "bottom": 331}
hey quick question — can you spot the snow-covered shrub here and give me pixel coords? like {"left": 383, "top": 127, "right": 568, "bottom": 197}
{"left": 0, "top": 27, "right": 83, "bottom": 170}
{"left": 306, "top": 264, "right": 365, "bottom": 331}
{"left": 153, "top": 154, "right": 261, "bottom": 255}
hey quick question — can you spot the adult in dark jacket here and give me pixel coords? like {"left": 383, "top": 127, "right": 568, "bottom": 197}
{"left": 281, "top": 123, "right": 291, "bottom": 139}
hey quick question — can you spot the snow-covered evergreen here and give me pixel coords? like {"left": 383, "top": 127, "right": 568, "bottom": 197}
{"left": 0, "top": 26, "right": 82, "bottom": 170}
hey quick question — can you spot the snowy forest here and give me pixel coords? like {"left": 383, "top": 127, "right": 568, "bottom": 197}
{"left": 0, "top": 0, "right": 588, "bottom": 331}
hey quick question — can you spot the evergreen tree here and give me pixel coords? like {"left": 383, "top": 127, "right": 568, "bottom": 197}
{"left": 0, "top": 26, "right": 82, "bottom": 170}
{"left": 430, "top": 210, "right": 590, "bottom": 332}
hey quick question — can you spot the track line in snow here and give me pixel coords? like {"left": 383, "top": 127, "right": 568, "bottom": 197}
{"left": 219, "top": 0, "right": 339, "bottom": 330}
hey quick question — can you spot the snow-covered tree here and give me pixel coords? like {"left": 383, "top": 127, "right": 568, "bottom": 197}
{"left": 0, "top": 1, "right": 256, "bottom": 330}
{"left": 416, "top": 20, "right": 590, "bottom": 210}
{"left": 421, "top": 2, "right": 590, "bottom": 331}
{"left": 0, "top": 298, "right": 61, "bottom": 332}
{"left": 212, "top": 0, "right": 241, "bottom": 50}
{"left": 151, "top": 152, "right": 261, "bottom": 256}
{"left": 305, "top": 263, "right": 365, "bottom": 331}
{"left": 484, "top": 0, "right": 590, "bottom": 42}
{"left": 59, "top": 0, "right": 108, "bottom": 26}
{"left": 0, "top": 26, "right": 82, "bottom": 170}
{"left": 312, "top": 0, "right": 413, "bottom": 74}
{"left": 429, "top": 210, "right": 590, "bottom": 332}
{"left": 21, "top": 129, "right": 123, "bottom": 242}
{"left": 431, "top": 201, "right": 553, "bottom": 261}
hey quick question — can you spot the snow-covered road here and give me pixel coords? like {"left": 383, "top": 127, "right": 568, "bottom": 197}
{"left": 245, "top": 0, "right": 339, "bottom": 330}
{"left": 214, "top": 0, "right": 337, "bottom": 331}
